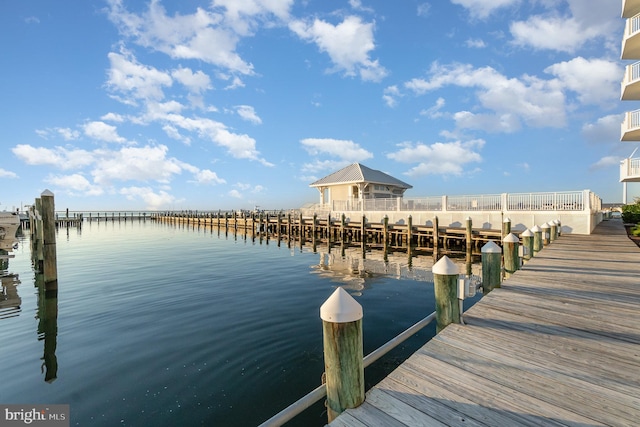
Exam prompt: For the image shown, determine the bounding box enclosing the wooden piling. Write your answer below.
[503,233,520,279]
[41,190,58,292]
[531,225,543,254]
[432,256,460,333]
[320,288,364,423]
[521,229,534,261]
[542,223,551,246]
[433,216,440,261]
[481,241,501,294]
[502,217,511,239]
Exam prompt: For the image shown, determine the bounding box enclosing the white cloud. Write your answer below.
[289,15,387,82]
[582,114,624,144]
[107,49,173,103]
[171,67,212,93]
[83,121,127,143]
[465,38,486,48]
[192,169,226,185]
[590,156,622,171]
[0,168,18,179]
[235,105,262,124]
[387,139,484,176]
[417,3,431,17]
[300,138,373,162]
[47,174,104,196]
[91,144,182,185]
[120,186,177,210]
[450,0,520,19]
[229,189,243,199]
[405,62,566,131]
[383,85,402,108]
[12,145,94,170]
[107,0,255,75]
[545,57,622,106]
[420,97,446,119]
[510,0,619,53]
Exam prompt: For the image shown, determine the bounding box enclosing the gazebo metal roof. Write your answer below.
[309,163,412,189]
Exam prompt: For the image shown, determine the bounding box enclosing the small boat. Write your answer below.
[0,211,20,251]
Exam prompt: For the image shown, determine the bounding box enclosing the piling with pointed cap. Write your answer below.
[502,217,511,239]
[549,221,557,242]
[531,225,543,253]
[554,219,562,237]
[503,233,520,278]
[521,229,534,262]
[541,223,551,246]
[320,287,364,423]
[481,241,502,294]
[432,256,460,333]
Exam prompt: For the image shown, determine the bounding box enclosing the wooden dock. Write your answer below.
[329,219,640,427]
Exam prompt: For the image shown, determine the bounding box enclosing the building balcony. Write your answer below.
[620,157,640,182]
[623,0,640,18]
[622,61,640,99]
[621,110,640,141]
[622,14,640,59]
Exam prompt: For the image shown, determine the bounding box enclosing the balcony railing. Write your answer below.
[621,109,640,140]
[622,14,640,59]
[620,157,640,182]
[622,62,640,99]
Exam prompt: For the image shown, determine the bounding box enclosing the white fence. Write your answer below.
[306,190,603,234]
[326,190,599,214]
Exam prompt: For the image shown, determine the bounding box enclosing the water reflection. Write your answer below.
[310,244,482,296]
[1,250,21,320]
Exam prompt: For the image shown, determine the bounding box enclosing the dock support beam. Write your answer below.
[320,288,364,423]
[481,241,502,294]
[432,256,460,333]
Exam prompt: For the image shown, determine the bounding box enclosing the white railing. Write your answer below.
[318,190,600,213]
[446,194,502,211]
[400,196,442,211]
[621,157,640,180]
[628,14,640,36]
[507,191,584,211]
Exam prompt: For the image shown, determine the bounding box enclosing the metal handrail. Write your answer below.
[258,311,437,427]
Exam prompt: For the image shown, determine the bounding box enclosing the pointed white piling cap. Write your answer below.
[41,189,54,197]
[541,222,550,229]
[432,255,458,275]
[481,241,501,253]
[521,229,533,237]
[503,233,519,243]
[320,287,363,323]
[503,217,511,223]
[531,225,542,232]
[553,219,561,225]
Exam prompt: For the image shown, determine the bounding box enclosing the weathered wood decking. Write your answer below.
[330,219,640,427]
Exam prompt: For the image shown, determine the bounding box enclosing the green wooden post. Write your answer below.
[521,229,533,262]
[502,217,511,239]
[541,223,551,246]
[407,215,413,253]
[360,215,366,257]
[549,221,557,242]
[320,288,364,423]
[555,219,562,237]
[383,215,389,256]
[465,216,473,255]
[531,225,543,254]
[432,256,460,333]
[503,233,520,278]
[41,190,58,292]
[433,216,440,261]
[481,241,501,294]
[341,214,346,243]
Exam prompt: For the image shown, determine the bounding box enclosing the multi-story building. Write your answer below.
[620,0,640,202]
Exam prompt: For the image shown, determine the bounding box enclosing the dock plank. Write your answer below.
[330,220,640,427]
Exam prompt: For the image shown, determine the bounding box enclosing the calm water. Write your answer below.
[0,220,480,426]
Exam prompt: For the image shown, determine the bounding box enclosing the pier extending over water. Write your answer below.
[329,219,640,426]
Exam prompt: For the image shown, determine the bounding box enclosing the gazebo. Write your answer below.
[309,163,412,208]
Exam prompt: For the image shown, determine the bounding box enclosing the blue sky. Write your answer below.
[1,0,634,211]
